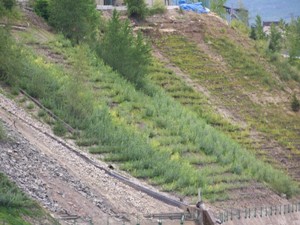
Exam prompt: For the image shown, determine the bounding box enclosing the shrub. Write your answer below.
[0,173,32,207]
[0,122,6,140]
[0,28,22,85]
[124,0,148,20]
[26,102,34,110]
[149,0,166,15]
[1,0,16,11]
[291,94,300,112]
[210,0,226,17]
[34,0,49,20]
[231,19,249,35]
[53,121,67,136]
[38,109,46,117]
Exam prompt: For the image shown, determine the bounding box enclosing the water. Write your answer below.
[224,0,300,24]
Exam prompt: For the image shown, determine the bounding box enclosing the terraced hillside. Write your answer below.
[144,11,300,207]
[1,4,299,219]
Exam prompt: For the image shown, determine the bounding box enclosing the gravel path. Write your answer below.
[0,91,181,225]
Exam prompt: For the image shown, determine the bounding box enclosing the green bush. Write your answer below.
[124,0,147,20]
[210,0,226,17]
[231,19,249,35]
[0,28,22,85]
[149,0,166,15]
[1,0,16,11]
[53,121,67,136]
[37,109,46,117]
[0,122,6,140]
[0,173,32,207]
[291,94,300,112]
[26,102,34,110]
[34,0,49,20]
[272,58,300,82]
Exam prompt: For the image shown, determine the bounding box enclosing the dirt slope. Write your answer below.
[0,90,182,225]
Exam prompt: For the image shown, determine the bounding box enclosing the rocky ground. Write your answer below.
[0,90,182,225]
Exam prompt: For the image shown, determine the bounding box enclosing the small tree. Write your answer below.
[34,0,50,21]
[249,25,256,40]
[1,0,16,11]
[210,0,226,17]
[286,18,300,61]
[98,10,151,87]
[0,0,16,16]
[49,0,99,44]
[291,94,300,112]
[125,0,148,20]
[254,15,265,40]
[268,23,281,52]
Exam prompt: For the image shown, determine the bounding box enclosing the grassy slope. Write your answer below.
[145,12,300,181]
[3,9,299,206]
[0,173,56,225]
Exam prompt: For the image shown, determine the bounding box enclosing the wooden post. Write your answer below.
[279,205,281,215]
[198,188,202,202]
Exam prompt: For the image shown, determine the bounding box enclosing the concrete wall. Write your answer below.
[95,0,123,6]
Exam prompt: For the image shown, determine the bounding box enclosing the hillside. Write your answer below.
[0,2,300,225]
[143,11,300,208]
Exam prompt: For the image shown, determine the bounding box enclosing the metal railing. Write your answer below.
[217,202,300,224]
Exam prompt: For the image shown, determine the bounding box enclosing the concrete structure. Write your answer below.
[95,0,171,6]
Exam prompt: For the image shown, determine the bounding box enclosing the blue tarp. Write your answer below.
[178,1,210,14]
